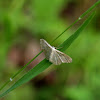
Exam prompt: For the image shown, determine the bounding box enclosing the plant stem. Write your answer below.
[0,50,43,91]
[0,0,100,91]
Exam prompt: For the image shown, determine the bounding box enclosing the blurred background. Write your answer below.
[0,0,100,100]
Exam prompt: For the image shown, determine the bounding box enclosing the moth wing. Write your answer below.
[40,39,52,60]
[56,50,72,63]
[49,50,62,65]
[40,39,72,65]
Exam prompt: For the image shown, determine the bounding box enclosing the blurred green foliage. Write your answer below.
[0,0,100,100]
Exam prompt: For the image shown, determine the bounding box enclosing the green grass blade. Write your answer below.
[0,1,99,91]
[59,12,95,52]
[52,0,100,43]
[80,0,100,18]
[0,12,95,98]
[0,51,43,91]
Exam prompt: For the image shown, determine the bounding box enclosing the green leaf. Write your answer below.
[0,12,95,98]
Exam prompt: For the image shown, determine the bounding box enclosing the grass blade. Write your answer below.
[59,12,95,52]
[0,12,95,98]
[80,0,100,18]
[0,51,43,91]
[0,1,99,91]
[52,0,100,43]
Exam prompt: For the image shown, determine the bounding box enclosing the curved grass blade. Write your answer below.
[0,51,43,91]
[52,0,100,43]
[59,12,95,52]
[0,12,95,98]
[0,1,99,91]
[80,0,100,18]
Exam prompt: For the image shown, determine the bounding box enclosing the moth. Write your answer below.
[40,39,72,65]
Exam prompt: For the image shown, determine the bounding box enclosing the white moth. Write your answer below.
[40,39,72,65]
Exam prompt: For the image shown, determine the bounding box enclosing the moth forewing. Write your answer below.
[40,39,52,60]
[40,39,52,49]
